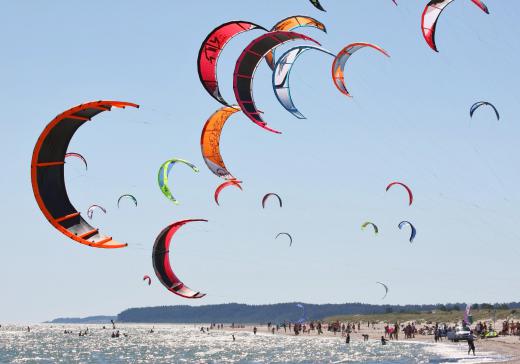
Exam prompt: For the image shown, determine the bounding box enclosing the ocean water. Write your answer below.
[0,324,507,363]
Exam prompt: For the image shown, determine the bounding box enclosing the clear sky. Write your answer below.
[1,0,519,323]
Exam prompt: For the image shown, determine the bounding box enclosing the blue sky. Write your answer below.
[1,0,519,323]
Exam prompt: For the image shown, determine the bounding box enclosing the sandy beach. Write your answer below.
[220,320,520,363]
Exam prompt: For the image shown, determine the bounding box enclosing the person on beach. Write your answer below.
[467,332,476,356]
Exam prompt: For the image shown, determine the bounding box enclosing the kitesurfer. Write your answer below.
[253,326,257,335]
[232,334,235,341]
[346,333,350,344]
[381,336,387,345]
[467,332,476,356]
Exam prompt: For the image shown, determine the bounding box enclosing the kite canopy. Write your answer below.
[262,193,282,208]
[214,180,242,206]
[276,232,293,246]
[31,100,138,249]
[332,42,390,97]
[421,0,489,52]
[398,221,417,243]
[200,105,241,180]
[377,281,389,299]
[386,181,413,206]
[143,275,151,285]
[309,0,326,11]
[273,45,335,119]
[266,16,327,70]
[198,21,266,106]
[470,101,499,120]
[65,152,87,170]
[158,159,199,205]
[361,221,379,234]
[87,205,106,220]
[152,219,208,299]
[117,194,137,208]
[233,31,320,134]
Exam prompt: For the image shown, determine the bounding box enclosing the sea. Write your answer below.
[0,324,508,363]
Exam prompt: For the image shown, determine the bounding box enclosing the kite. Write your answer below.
[214,180,242,206]
[309,0,326,11]
[398,221,416,243]
[233,31,320,134]
[64,152,87,170]
[117,194,137,208]
[470,101,499,120]
[273,45,334,118]
[421,0,489,52]
[31,100,138,249]
[266,16,327,70]
[386,181,413,206]
[143,275,151,286]
[332,42,390,97]
[152,219,208,299]
[158,159,199,205]
[361,222,379,235]
[198,21,267,106]
[276,232,293,246]
[262,193,282,208]
[200,105,241,180]
[377,281,389,299]
[87,205,106,220]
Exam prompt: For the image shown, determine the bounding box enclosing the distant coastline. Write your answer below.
[46,302,520,324]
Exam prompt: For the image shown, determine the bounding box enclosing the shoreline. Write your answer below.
[219,323,520,363]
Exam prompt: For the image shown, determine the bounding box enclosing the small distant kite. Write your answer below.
[398,221,416,243]
[143,275,151,286]
[361,222,379,235]
[158,159,199,205]
[262,193,283,208]
[65,152,88,170]
[377,281,389,299]
[386,182,413,206]
[117,194,137,208]
[214,180,242,206]
[276,232,293,246]
[309,0,326,11]
[87,205,106,220]
[470,101,499,120]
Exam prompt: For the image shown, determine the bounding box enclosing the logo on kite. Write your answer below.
[143,275,152,286]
